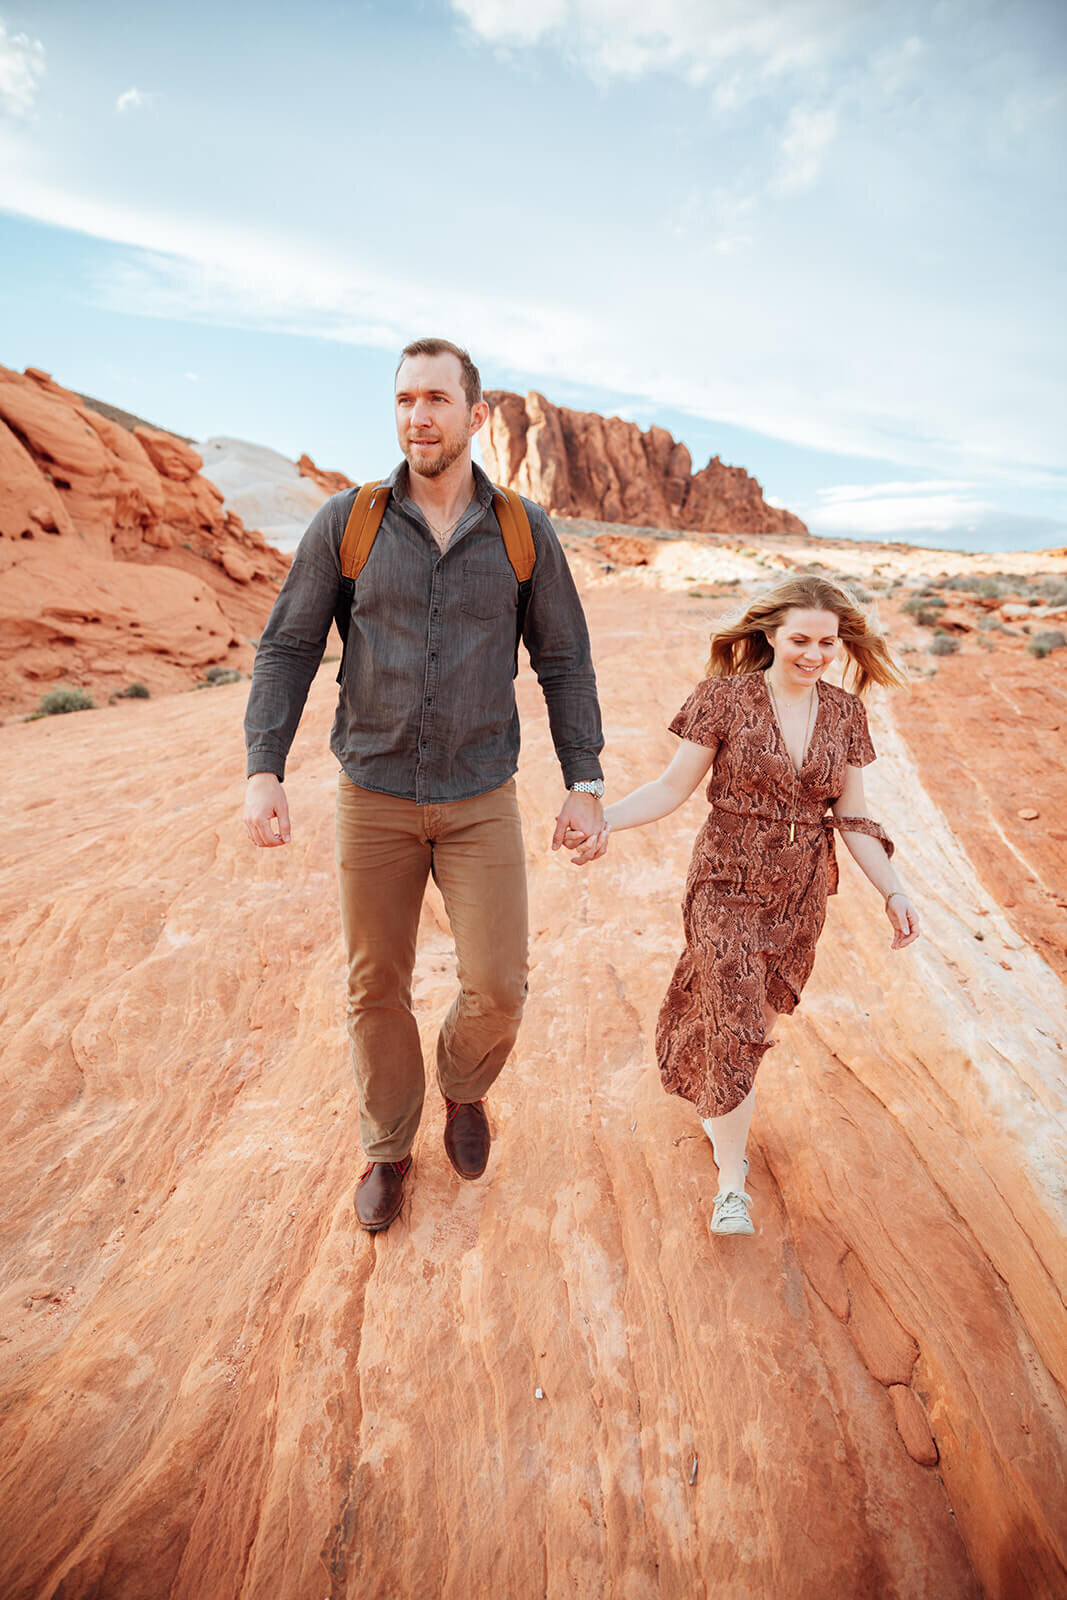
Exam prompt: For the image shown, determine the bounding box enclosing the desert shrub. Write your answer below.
[947,574,1013,599]
[34,687,96,716]
[1028,629,1066,657]
[204,665,243,684]
[1034,577,1067,605]
[928,633,960,656]
[901,594,945,618]
[119,682,150,699]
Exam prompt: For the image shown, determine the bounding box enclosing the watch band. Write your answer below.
[569,779,605,798]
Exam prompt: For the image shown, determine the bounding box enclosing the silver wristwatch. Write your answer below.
[569,779,605,798]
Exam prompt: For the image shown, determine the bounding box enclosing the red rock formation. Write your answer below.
[592,533,655,567]
[0,366,289,713]
[296,453,355,497]
[481,390,808,537]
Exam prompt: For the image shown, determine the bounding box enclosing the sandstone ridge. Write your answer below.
[481,389,807,536]
[0,365,289,712]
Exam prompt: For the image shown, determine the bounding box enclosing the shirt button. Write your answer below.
[425,696,432,704]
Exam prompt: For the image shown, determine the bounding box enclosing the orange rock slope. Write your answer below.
[0,567,1064,1599]
[0,365,289,713]
[481,389,808,537]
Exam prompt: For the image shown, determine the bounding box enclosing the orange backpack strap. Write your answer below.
[339,480,390,580]
[491,486,536,584]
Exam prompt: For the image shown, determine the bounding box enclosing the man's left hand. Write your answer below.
[552,790,604,853]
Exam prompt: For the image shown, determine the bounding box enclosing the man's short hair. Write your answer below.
[396,338,482,410]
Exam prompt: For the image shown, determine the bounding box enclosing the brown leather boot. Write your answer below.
[443,1099,490,1179]
[354,1156,413,1232]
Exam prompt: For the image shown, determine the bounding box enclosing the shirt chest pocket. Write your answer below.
[461,562,517,621]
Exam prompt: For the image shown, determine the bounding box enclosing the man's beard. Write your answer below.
[403,427,470,478]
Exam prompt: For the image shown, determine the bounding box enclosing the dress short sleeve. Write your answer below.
[668,676,731,747]
[846,695,877,767]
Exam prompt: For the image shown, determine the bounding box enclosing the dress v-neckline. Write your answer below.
[761,672,822,778]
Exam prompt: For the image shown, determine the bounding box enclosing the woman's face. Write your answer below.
[767,607,839,687]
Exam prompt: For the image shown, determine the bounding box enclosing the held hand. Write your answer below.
[552,790,604,852]
[244,773,291,848]
[567,821,610,866]
[886,893,919,949]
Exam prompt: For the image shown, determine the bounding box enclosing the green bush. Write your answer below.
[1028,629,1065,658]
[198,667,244,688]
[119,682,150,699]
[928,633,960,656]
[34,687,96,716]
[901,594,945,618]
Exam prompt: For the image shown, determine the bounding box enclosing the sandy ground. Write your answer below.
[1,557,1064,1599]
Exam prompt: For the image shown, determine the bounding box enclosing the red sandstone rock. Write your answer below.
[133,425,202,481]
[0,574,1063,1599]
[927,608,973,633]
[481,390,808,537]
[889,1386,940,1467]
[592,533,654,566]
[296,452,355,496]
[0,365,289,713]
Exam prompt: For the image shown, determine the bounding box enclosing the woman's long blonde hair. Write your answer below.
[706,574,907,696]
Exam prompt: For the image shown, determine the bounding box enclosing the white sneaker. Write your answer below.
[711,1190,754,1235]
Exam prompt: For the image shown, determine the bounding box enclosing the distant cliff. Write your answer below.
[480,390,807,537]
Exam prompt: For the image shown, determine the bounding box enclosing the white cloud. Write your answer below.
[116,87,150,113]
[804,482,1066,551]
[451,0,861,86]
[777,105,838,190]
[0,22,44,116]
[1,132,1062,494]
[808,482,991,535]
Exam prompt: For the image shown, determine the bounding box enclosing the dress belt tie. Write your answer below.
[710,802,895,895]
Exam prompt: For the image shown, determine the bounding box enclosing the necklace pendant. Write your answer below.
[789,821,796,843]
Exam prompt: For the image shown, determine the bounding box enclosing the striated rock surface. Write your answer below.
[0,366,289,713]
[481,390,808,537]
[0,563,1063,1599]
[198,438,336,555]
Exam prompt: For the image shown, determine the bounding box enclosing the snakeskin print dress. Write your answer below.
[656,670,894,1118]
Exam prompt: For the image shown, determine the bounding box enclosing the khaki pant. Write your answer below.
[335,775,529,1160]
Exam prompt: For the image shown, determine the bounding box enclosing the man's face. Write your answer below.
[395,352,476,479]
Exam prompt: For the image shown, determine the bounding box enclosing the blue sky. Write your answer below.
[1,0,1064,551]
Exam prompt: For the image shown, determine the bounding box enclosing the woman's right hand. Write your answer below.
[886,894,920,949]
[565,822,610,866]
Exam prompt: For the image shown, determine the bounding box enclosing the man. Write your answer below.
[243,338,605,1232]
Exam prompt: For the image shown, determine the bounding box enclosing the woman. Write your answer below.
[569,575,920,1236]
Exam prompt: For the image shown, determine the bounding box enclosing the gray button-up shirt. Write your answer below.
[244,462,604,803]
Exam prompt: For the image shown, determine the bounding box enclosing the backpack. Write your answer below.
[333,480,536,654]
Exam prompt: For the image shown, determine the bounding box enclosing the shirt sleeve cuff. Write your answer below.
[247,752,285,780]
